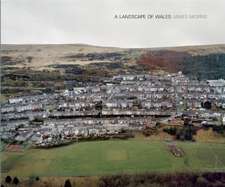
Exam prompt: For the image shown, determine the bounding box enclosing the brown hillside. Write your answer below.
[137,50,190,73]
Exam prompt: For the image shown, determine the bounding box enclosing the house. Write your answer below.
[9,97,23,104]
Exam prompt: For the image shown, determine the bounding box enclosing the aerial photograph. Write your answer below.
[1,0,225,187]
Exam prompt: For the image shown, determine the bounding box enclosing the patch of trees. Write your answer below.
[1,175,39,187]
[52,64,85,75]
[163,125,196,141]
[176,125,196,141]
[1,56,19,65]
[64,52,125,62]
[2,74,30,81]
[183,53,225,80]
[3,176,20,185]
[99,172,225,187]
[163,118,197,141]
[2,79,28,87]
[29,71,64,81]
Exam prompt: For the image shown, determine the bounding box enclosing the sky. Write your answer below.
[2,0,225,48]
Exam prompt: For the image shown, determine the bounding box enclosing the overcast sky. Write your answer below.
[2,0,225,48]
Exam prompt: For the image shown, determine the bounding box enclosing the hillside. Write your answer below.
[137,49,225,80]
[1,44,225,99]
[1,44,225,70]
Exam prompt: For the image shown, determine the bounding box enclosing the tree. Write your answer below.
[64,179,72,187]
[5,176,12,183]
[13,177,20,185]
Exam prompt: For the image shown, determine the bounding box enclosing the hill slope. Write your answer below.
[1,44,225,98]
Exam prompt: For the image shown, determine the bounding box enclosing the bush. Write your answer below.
[163,127,177,135]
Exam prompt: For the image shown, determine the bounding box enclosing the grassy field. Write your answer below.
[1,139,225,177]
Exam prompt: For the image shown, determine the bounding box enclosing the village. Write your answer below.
[1,72,225,148]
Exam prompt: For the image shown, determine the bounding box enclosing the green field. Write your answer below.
[1,139,225,177]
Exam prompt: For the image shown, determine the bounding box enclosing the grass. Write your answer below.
[1,139,225,177]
